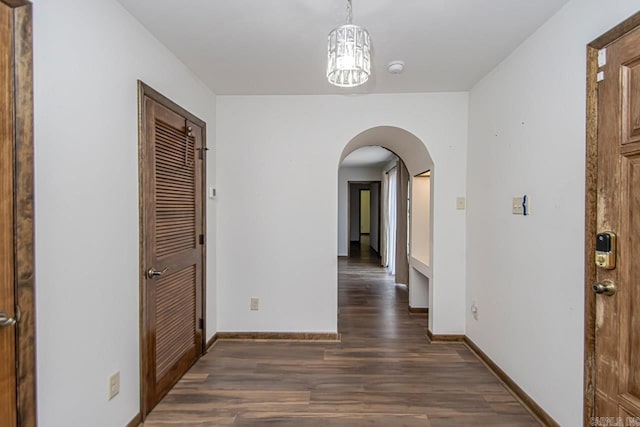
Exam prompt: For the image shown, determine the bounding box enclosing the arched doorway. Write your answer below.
[338,126,434,330]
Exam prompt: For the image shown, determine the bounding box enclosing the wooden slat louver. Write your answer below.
[155,265,196,380]
[155,119,196,258]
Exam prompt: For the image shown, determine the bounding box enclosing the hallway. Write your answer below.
[144,250,541,426]
[349,235,378,262]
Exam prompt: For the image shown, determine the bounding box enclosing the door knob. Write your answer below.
[593,280,616,296]
[147,266,168,279]
[0,306,20,327]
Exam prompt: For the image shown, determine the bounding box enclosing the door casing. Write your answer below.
[0,1,35,425]
[347,181,381,257]
[584,11,640,426]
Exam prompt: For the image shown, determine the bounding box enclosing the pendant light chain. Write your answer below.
[346,0,353,25]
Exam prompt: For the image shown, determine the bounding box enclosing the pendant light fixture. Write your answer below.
[326,0,371,87]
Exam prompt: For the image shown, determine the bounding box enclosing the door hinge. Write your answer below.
[199,147,210,160]
[597,48,607,68]
[199,234,205,245]
[198,318,204,330]
[597,71,605,82]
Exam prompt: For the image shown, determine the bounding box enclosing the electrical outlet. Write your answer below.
[108,371,120,400]
[250,298,259,311]
[456,197,466,210]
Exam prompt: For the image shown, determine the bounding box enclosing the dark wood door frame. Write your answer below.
[0,1,35,425]
[347,181,381,257]
[584,11,640,426]
[138,81,207,419]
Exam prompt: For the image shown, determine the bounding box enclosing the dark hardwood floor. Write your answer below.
[143,237,541,426]
[348,235,379,261]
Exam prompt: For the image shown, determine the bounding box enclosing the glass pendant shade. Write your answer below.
[327,24,371,87]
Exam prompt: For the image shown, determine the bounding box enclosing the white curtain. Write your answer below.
[380,171,388,266]
[386,167,398,275]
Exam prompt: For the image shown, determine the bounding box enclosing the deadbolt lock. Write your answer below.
[595,232,616,270]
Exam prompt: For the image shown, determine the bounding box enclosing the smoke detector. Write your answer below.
[387,60,405,74]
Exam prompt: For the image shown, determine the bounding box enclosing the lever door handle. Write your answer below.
[0,306,20,327]
[147,266,168,279]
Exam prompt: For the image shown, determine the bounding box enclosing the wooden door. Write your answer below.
[593,23,640,422]
[140,84,206,415]
[0,2,17,424]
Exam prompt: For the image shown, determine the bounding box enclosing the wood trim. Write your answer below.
[126,413,142,427]
[464,337,560,427]
[357,188,362,240]
[426,329,463,342]
[347,181,350,256]
[590,11,640,48]
[584,13,640,426]
[1,0,29,7]
[216,332,341,342]
[347,181,381,254]
[408,306,428,315]
[137,82,206,128]
[583,44,599,427]
[375,180,381,258]
[137,81,208,419]
[6,1,36,425]
[1,4,17,424]
[206,333,218,351]
[356,186,361,242]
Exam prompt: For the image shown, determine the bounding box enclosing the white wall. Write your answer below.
[33,0,217,425]
[411,175,431,265]
[216,93,468,334]
[409,267,429,309]
[466,0,639,425]
[409,175,432,312]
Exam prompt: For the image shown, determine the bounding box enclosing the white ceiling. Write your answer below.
[117,0,569,95]
[341,146,395,168]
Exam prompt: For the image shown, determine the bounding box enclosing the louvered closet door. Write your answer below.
[143,96,204,412]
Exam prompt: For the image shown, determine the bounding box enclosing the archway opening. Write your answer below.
[338,126,434,329]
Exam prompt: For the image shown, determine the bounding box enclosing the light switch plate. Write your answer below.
[108,371,120,400]
[456,197,466,210]
[512,197,524,215]
[512,196,531,215]
[250,298,259,311]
